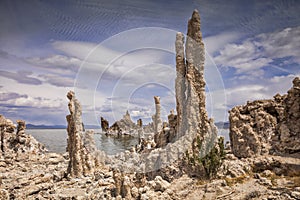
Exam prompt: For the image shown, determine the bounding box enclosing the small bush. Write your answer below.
[185,136,225,179]
[224,174,249,187]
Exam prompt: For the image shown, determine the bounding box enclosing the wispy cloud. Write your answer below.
[214,26,300,76]
[257,27,300,63]
[39,74,75,87]
[0,91,63,109]
[0,92,28,101]
[0,70,42,85]
[203,32,241,55]
[27,54,81,74]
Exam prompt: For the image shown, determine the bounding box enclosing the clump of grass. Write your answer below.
[286,176,300,188]
[224,174,249,187]
[196,179,207,185]
[293,176,300,187]
[269,174,279,186]
[265,171,300,188]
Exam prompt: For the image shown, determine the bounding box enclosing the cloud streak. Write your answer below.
[39,74,74,87]
[0,92,28,101]
[214,26,300,76]
[0,70,42,85]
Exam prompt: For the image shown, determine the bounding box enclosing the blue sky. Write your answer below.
[0,0,299,126]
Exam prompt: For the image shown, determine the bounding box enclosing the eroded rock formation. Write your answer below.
[0,115,46,157]
[0,116,15,154]
[276,77,300,153]
[107,110,138,135]
[229,77,300,158]
[152,96,162,134]
[66,91,98,177]
[154,110,177,148]
[66,91,85,177]
[110,10,222,178]
[153,96,166,148]
[137,119,143,128]
[100,117,109,133]
[16,120,27,144]
[168,110,177,143]
[175,10,219,170]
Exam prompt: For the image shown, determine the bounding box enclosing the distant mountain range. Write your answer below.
[27,124,101,129]
[27,124,66,129]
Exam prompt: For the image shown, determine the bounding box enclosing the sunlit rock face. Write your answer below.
[229,98,283,158]
[229,77,300,158]
[66,91,98,177]
[0,115,46,159]
[66,91,85,177]
[175,10,218,158]
[152,96,166,148]
[167,110,177,143]
[152,96,162,135]
[0,115,15,155]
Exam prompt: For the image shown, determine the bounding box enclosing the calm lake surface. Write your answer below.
[27,129,139,155]
[27,128,229,154]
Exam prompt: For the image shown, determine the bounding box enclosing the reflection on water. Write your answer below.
[27,129,139,155]
[27,129,67,153]
[94,133,139,155]
[27,128,229,154]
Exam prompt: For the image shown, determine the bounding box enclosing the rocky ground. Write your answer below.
[0,150,299,199]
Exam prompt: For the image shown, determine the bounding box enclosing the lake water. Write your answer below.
[27,128,229,154]
[27,129,139,155]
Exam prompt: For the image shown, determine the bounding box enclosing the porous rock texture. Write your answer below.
[152,96,162,134]
[126,9,222,178]
[276,77,300,153]
[130,9,222,177]
[153,96,167,148]
[229,98,283,158]
[137,118,143,128]
[100,116,109,132]
[167,110,177,143]
[66,91,101,177]
[175,10,219,174]
[153,109,177,149]
[0,115,15,155]
[108,110,138,135]
[229,77,300,158]
[0,115,46,158]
